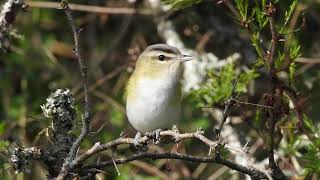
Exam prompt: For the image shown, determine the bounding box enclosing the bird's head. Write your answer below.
[134,44,192,79]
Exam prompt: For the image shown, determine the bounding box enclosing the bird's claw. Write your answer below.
[146,129,161,144]
[131,132,147,152]
[133,132,142,147]
[154,129,161,144]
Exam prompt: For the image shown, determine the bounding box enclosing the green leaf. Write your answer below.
[303,115,316,133]
[289,62,296,84]
[280,0,298,33]
[254,4,268,29]
[302,141,320,175]
[235,0,249,20]
[251,32,264,59]
[275,52,285,69]
[290,45,302,60]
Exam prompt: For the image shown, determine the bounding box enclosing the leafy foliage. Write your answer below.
[192,63,258,107]
[301,116,320,175]
[303,140,320,175]
[280,0,298,33]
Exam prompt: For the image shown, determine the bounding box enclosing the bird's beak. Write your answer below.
[177,54,193,62]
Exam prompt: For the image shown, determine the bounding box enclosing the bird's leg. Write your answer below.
[145,129,162,144]
[131,132,148,152]
[133,132,141,147]
[154,129,161,144]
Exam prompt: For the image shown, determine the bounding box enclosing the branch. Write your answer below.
[26,1,151,15]
[218,0,241,18]
[82,152,268,179]
[75,129,218,164]
[54,129,274,179]
[266,16,278,171]
[265,4,286,179]
[216,79,237,136]
[57,0,91,179]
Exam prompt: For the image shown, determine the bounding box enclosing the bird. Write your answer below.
[126,44,192,144]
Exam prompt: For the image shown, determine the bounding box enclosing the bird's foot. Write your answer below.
[133,132,142,147]
[155,129,161,144]
[132,132,147,152]
[146,129,161,144]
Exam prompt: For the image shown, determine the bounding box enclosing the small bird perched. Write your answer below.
[126,44,192,143]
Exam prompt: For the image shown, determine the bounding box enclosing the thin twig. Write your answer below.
[281,3,304,71]
[201,100,273,109]
[26,1,151,15]
[231,99,274,109]
[220,0,241,18]
[57,1,91,179]
[112,151,120,176]
[216,79,238,137]
[268,17,277,74]
[295,57,320,64]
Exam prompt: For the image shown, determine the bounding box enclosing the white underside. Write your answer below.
[126,74,181,133]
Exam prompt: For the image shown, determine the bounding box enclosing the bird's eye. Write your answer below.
[158,55,165,61]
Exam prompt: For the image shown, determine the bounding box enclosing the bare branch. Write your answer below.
[268,16,277,74]
[57,0,91,179]
[26,1,151,15]
[81,152,269,179]
[75,129,219,164]
[266,16,278,172]
[264,4,286,178]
